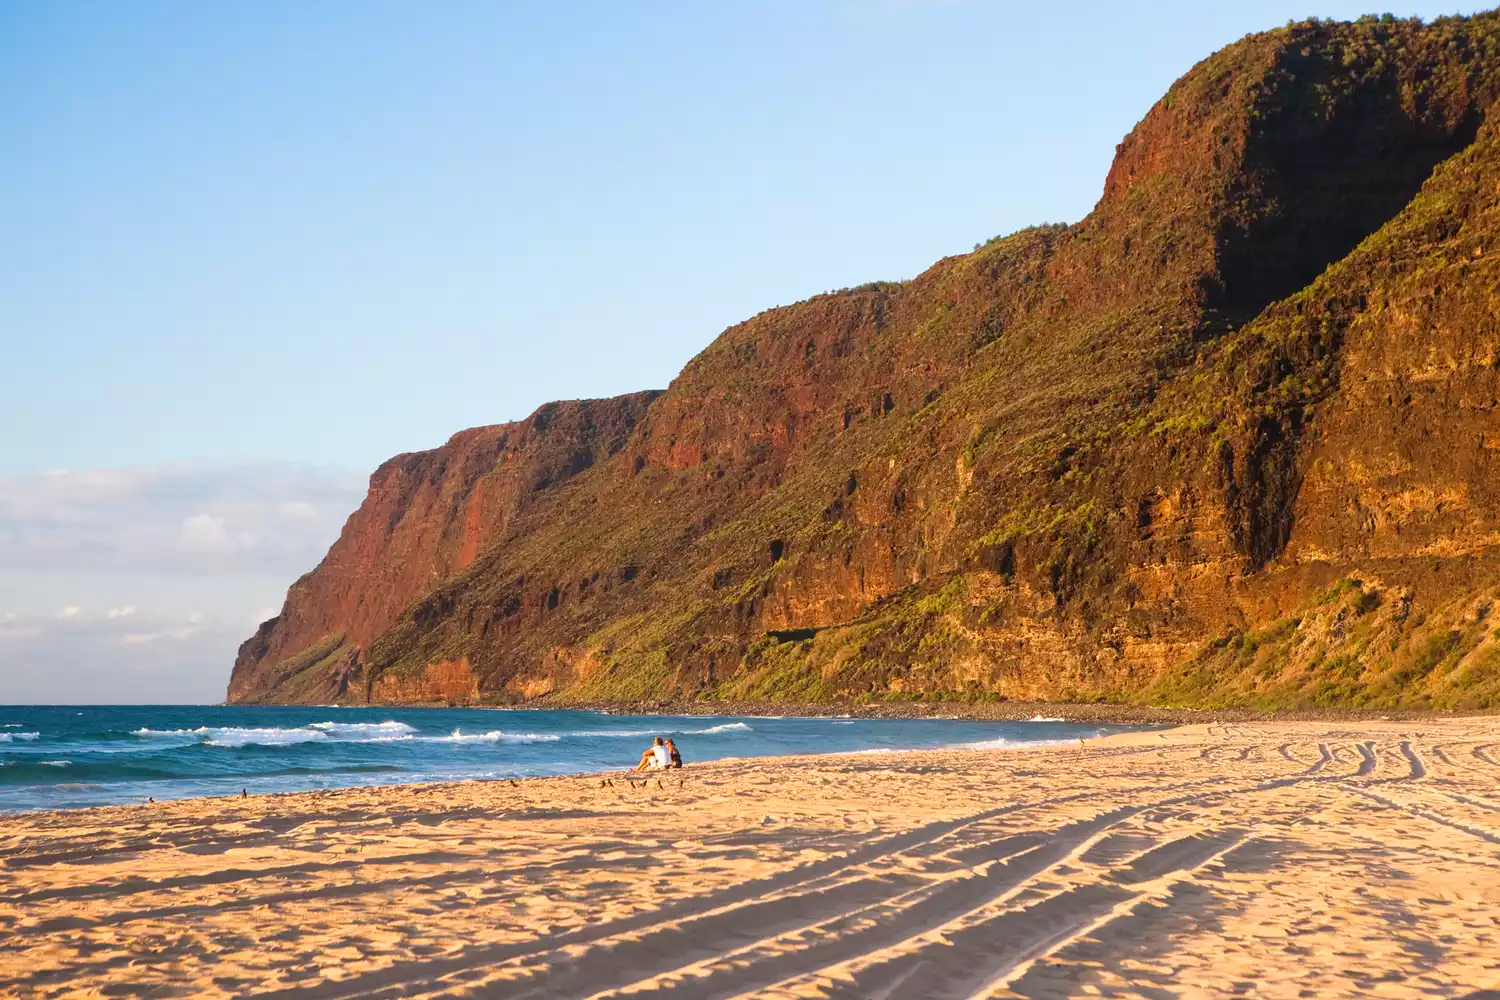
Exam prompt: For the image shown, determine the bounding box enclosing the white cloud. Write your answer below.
[278,501,318,520]
[178,512,257,555]
[0,460,364,577]
[119,618,203,646]
[0,460,365,703]
[0,607,239,703]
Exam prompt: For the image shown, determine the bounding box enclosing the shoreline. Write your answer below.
[1,732,1118,821]
[390,697,1486,726]
[10,700,1491,817]
[0,714,1154,818]
[5,717,1497,997]
[214,695,1500,725]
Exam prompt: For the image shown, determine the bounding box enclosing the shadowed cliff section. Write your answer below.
[232,14,1500,710]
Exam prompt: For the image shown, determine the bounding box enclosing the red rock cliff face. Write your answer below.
[232,15,1500,710]
[227,393,659,703]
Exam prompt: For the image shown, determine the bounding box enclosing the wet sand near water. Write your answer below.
[2,718,1499,998]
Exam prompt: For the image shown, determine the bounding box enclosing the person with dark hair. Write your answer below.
[665,738,683,769]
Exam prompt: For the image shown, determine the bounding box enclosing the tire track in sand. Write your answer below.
[247,775,1245,1000]
[552,778,1315,1000]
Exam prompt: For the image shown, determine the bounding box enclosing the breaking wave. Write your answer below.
[567,721,754,738]
[133,721,421,747]
[424,729,560,745]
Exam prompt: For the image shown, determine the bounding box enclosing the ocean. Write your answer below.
[0,705,1148,812]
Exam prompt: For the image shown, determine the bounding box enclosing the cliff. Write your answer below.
[227,393,659,703]
[232,14,1500,711]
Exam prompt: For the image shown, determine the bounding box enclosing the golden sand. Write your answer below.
[2,718,1499,998]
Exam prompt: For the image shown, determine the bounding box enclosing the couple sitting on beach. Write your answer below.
[637,736,683,770]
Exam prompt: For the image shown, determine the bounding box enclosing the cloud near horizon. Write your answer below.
[0,462,366,703]
[0,461,365,577]
[0,605,241,703]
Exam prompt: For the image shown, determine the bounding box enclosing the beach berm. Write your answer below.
[2,718,1498,997]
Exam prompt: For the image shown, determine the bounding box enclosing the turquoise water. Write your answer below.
[0,705,1147,812]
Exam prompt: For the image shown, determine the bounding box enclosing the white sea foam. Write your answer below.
[133,726,329,747]
[949,736,1072,750]
[133,721,420,747]
[424,729,560,745]
[308,721,418,740]
[39,760,70,767]
[203,727,332,747]
[1027,715,1067,723]
[0,732,39,742]
[569,721,753,738]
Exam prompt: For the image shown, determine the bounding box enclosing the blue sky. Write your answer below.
[0,0,1487,701]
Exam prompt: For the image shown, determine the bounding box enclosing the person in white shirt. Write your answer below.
[637,736,670,770]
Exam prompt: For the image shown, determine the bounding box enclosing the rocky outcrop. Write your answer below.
[231,14,1500,711]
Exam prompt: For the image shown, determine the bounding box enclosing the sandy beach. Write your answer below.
[2,719,1499,999]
